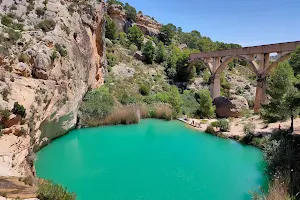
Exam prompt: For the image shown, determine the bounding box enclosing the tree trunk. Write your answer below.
[290,114,294,133]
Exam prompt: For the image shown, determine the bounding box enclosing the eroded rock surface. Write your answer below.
[213,95,249,118]
[0,0,106,177]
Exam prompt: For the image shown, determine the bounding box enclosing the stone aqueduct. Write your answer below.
[189,41,300,112]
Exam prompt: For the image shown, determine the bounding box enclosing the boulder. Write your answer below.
[1,125,29,137]
[213,95,249,118]
[134,51,145,61]
[34,53,50,80]
[13,62,31,77]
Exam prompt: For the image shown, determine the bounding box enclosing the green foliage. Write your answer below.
[261,62,299,124]
[129,44,138,55]
[243,122,256,135]
[118,32,128,47]
[124,2,137,21]
[155,41,167,63]
[203,68,210,84]
[12,102,26,118]
[139,84,150,96]
[214,119,230,132]
[107,52,118,68]
[50,51,58,63]
[155,86,183,115]
[127,25,143,49]
[176,49,196,82]
[55,44,68,57]
[1,15,24,30]
[205,124,216,134]
[105,15,117,41]
[106,0,124,6]
[0,109,10,121]
[19,53,29,63]
[142,41,155,64]
[35,7,45,17]
[289,46,300,76]
[79,86,115,120]
[195,89,215,118]
[38,180,76,200]
[35,19,56,32]
[220,73,231,97]
[181,90,199,117]
[263,132,300,197]
[159,23,176,45]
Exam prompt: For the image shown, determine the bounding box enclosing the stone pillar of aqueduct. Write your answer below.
[190,41,300,113]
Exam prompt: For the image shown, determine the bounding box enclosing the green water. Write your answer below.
[35,119,267,200]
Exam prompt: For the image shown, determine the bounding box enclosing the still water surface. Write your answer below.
[35,119,267,200]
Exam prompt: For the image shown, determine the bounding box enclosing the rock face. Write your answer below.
[107,4,162,36]
[213,96,249,118]
[0,0,106,176]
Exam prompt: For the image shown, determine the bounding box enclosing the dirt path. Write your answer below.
[179,116,300,137]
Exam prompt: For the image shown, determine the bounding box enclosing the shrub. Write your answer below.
[155,41,167,63]
[139,84,150,96]
[142,41,155,64]
[195,89,215,118]
[12,102,26,118]
[127,25,143,49]
[79,86,115,126]
[0,109,11,120]
[55,44,67,57]
[205,124,216,134]
[38,180,76,200]
[35,7,45,17]
[19,53,29,63]
[105,15,117,41]
[215,119,230,132]
[35,19,56,32]
[1,15,13,27]
[124,2,137,21]
[129,44,138,55]
[102,105,140,125]
[118,32,128,47]
[107,52,118,68]
[243,122,256,135]
[50,51,58,63]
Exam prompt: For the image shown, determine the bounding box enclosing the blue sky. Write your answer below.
[122,0,300,47]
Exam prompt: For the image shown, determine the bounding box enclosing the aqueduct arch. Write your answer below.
[190,41,300,112]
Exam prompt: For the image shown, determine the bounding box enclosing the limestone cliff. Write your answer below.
[107,4,162,36]
[0,0,106,176]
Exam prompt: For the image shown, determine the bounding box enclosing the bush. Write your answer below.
[155,41,167,63]
[102,105,140,125]
[107,52,118,68]
[105,15,117,41]
[79,86,115,126]
[127,25,143,49]
[0,109,11,121]
[129,44,138,55]
[243,122,256,135]
[1,15,13,27]
[195,89,215,118]
[38,180,76,200]
[19,53,29,63]
[12,102,26,118]
[35,7,45,17]
[142,41,155,64]
[205,124,216,134]
[118,32,128,47]
[124,3,137,21]
[35,19,56,32]
[55,44,67,57]
[216,119,230,132]
[139,84,150,96]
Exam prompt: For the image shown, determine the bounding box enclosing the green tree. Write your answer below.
[106,0,124,6]
[159,23,176,45]
[176,49,196,82]
[127,25,143,49]
[105,15,117,41]
[155,41,167,63]
[118,32,128,47]
[124,3,137,21]
[261,61,300,131]
[289,46,300,77]
[195,89,215,118]
[142,41,155,64]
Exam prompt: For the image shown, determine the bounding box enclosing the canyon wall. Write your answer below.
[0,0,106,176]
